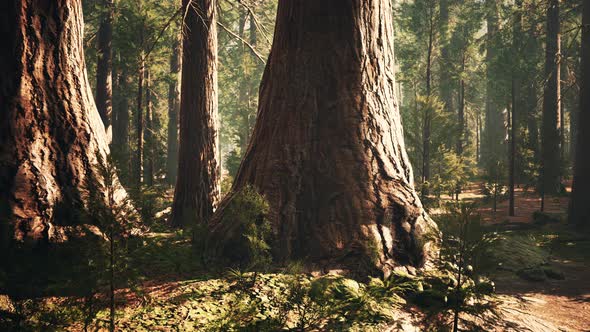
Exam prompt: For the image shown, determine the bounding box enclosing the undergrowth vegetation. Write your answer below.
[1,183,587,331]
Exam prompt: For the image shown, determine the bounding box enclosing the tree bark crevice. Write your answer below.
[209,0,437,276]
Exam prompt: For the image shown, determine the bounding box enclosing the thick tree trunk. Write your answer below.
[167,38,181,186]
[209,0,438,275]
[569,0,589,229]
[143,68,154,186]
[96,0,113,131]
[170,0,220,228]
[0,0,126,245]
[541,0,561,195]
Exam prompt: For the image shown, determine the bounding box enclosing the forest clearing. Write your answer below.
[1,0,589,331]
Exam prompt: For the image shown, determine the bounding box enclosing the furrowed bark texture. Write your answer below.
[541,0,562,195]
[210,0,438,275]
[570,0,590,229]
[170,0,220,227]
[0,0,125,245]
[95,0,113,130]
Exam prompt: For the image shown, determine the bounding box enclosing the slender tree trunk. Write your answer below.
[167,37,181,186]
[0,0,126,244]
[439,0,453,115]
[209,0,438,275]
[237,9,250,153]
[569,0,589,229]
[422,4,435,197]
[476,113,481,163]
[541,0,561,195]
[170,0,220,228]
[483,0,503,178]
[456,54,465,155]
[96,0,113,132]
[113,67,131,181]
[135,44,145,187]
[509,80,516,216]
[143,68,154,186]
[524,14,541,162]
[509,0,522,217]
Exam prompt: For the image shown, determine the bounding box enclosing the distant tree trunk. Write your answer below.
[143,68,154,186]
[541,0,561,195]
[135,41,145,187]
[456,54,466,155]
[237,9,250,153]
[569,0,589,229]
[483,0,503,178]
[422,1,435,197]
[0,0,126,245]
[167,37,181,186]
[170,0,220,228]
[113,68,131,182]
[509,81,516,216]
[509,0,522,217]
[209,0,438,275]
[524,13,541,162]
[439,0,453,115]
[96,0,114,131]
[476,112,481,163]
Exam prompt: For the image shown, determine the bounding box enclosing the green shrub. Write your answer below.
[216,185,272,269]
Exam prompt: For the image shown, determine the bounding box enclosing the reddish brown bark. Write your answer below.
[170,0,220,227]
[96,0,113,130]
[569,0,590,229]
[210,0,437,275]
[0,0,126,245]
[541,0,562,195]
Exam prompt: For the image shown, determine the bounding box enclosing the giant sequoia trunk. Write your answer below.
[95,0,113,130]
[170,0,220,227]
[569,1,589,229]
[541,0,561,195]
[0,0,125,245]
[209,0,437,275]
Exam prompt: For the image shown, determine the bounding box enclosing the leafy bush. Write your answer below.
[422,202,500,330]
[214,185,272,269]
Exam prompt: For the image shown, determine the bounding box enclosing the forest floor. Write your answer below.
[2,182,589,331]
[434,182,590,331]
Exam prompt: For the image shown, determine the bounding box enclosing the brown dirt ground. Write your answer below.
[447,182,590,332]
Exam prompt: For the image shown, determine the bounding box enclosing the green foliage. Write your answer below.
[479,233,548,273]
[216,186,272,269]
[421,202,500,330]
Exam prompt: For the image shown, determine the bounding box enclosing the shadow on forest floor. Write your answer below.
[431,181,590,331]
